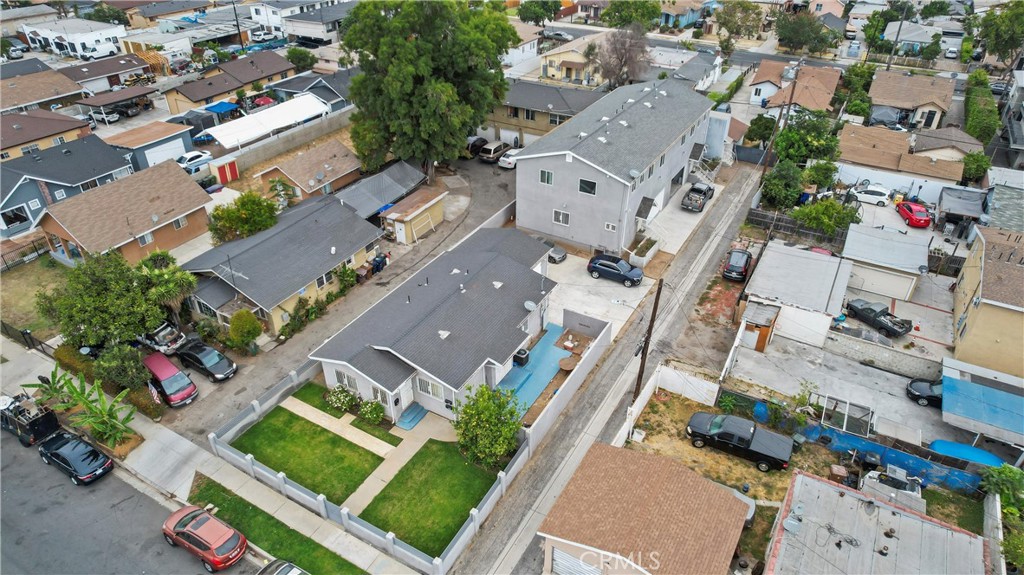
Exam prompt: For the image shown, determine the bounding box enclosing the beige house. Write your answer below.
[482,79,605,147]
[380,187,448,245]
[536,31,610,88]
[0,70,84,115]
[1,110,91,161]
[869,71,955,130]
[912,127,984,162]
[538,443,748,575]
[952,227,1024,378]
[255,139,361,201]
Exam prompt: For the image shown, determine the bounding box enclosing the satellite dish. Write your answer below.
[315,171,325,181]
[0,396,13,410]
[524,300,537,311]
[151,214,159,223]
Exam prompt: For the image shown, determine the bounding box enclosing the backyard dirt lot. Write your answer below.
[0,258,67,340]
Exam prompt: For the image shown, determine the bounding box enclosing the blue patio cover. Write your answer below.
[206,101,238,114]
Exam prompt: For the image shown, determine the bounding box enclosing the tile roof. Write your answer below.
[913,127,984,155]
[0,69,83,112]
[0,59,53,80]
[43,161,209,253]
[257,139,360,194]
[102,121,191,149]
[183,194,383,310]
[516,76,713,182]
[539,443,748,575]
[310,228,552,391]
[503,80,606,115]
[751,59,789,87]
[869,70,955,112]
[978,227,1024,308]
[1,135,131,203]
[215,51,295,85]
[839,124,966,182]
[766,66,842,111]
[58,54,148,83]
[1,109,88,149]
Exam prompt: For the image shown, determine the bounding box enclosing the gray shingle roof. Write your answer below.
[0,59,52,80]
[336,161,425,218]
[503,80,606,115]
[310,228,553,391]
[194,275,237,309]
[136,0,209,18]
[182,195,383,310]
[517,77,713,182]
[819,13,847,31]
[1,135,131,203]
[842,224,929,274]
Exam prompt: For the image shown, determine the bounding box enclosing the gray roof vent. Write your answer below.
[643,102,653,108]
[438,330,450,340]
[62,149,71,155]
[618,120,629,127]
[597,136,607,144]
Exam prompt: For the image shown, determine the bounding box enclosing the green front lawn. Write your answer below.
[351,417,402,447]
[359,440,496,557]
[232,407,382,504]
[190,474,364,575]
[292,381,402,446]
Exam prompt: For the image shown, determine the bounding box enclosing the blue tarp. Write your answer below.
[929,440,1005,468]
[206,101,238,114]
[942,375,1024,440]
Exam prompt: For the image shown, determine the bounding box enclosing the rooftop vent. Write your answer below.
[597,136,607,144]
[659,90,667,96]
[12,124,21,130]
[600,116,610,121]
[618,120,629,127]
[62,149,71,155]
[438,330,450,340]
[492,281,503,290]
[450,268,461,275]
[626,98,635,103]
[577,132,588,139]
[643,102,652,108]
[642,87,651,92]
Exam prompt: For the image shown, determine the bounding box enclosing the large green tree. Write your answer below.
[140,263,197,327]
[862,9,902,51]
[979,0,1024,70]
[453,384,521,468]
[762,160,804,209]
[746,114,776,146]
[791,198,861,234]
[84,4,128,25]
[774,111,840,165]
[342,1,517,180]
[286,47,317,72]
[920,1,950,18]
[36,254,164,348]
[601,0,660,29]
[776,12,835,53]
[961,151,991,183]
[843,62,876,93]
[518,0,560,26]
[715,0,762,39]
[209,191,279,244]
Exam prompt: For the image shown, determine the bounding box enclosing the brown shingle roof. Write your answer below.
[102,121,191,149]
[44,161,209,253]
[869,70,955,111]
[839,124,963,180]
[257,139,360,194]
[216,51,295,85]
[751,60,788,87]
[729,117,749,141]
[898,153,964,181]
[0,70,83,112]
[509,19,542,47]
[173,73,243,103]
[538,443,748,574]
[913,127,984,155]
[766,66,842,111]
[1,109,87,149]
[58,54,148,83]
[979,227,1024,308]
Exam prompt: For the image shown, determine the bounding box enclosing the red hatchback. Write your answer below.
[896,202,931,228]
[163,506,248,572]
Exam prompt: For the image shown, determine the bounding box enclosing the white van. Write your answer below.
[82,43,119,61]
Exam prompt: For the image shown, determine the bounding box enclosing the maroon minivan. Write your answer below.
[143,352,198,407]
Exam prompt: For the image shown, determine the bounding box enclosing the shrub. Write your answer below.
[195,318,224,342]
[94,344,150,390]
[359,401,385,426]
[326,387,360,412]
[125,387,167,420]
[791,198,862,235]
[761,160,804,209]
[54,344,95,382]
[692,28,704,39]
[961,151,991,183]
[453,385,522,468]
[228,309,262,349]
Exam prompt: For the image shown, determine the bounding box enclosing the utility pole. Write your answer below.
[632,278,663,402]
[232,1,245,49]
[885,3,910,71]
[759,61,801,184]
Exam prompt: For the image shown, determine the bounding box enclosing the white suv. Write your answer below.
[849,184,890,207]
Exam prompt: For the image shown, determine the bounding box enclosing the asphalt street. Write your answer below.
[0,432,257,575]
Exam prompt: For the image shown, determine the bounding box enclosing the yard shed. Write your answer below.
[940,357,1024,465]
[102,121,194,171]
[741,242,852,348]
[937,186,991,239]
[336,160,426,221]
[380,187,448,245]
[842,224,929,301]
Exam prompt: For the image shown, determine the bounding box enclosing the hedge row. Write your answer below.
[53,344,166,419]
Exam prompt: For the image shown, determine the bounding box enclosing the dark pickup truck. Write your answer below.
[1,393,60,447]
[846,298,913,337]
[686,412,792,472]
[681,182,715,212]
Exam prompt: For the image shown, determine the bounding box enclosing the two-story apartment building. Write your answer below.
[952,227,1024,378]
[248,0,333,36]
[22,18,126,57]
[536,32,610,88]
[282,1,358,44]
[1,110,91,161]
[480,80,606,148]
[1,135,133,239]
[514,76,714,253]
[504,19,542,68]
[165,51,295,114]
[1002,61,1024,170]
[125,0,210,29]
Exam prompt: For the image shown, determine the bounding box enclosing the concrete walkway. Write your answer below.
[279,396,396,457]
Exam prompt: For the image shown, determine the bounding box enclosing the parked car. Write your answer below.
[846,298,913,337]
[971,47,985,61]
[497,148,523,169]
[587,254,643,287]
[163,506,248,573]
[478,141,512,163]
[906,378,942,407]
[0,392,60,447]
[465,136,487,158]
[844,27,857,40]
[848,184,890,207]
[38,431,113,486]
[887,124,909,132]
[111,102,141,117]
[81,42,119,60]
[4,37,29,53]
[990,81,1009,96]
[686,412,793,472]
[143,352,199,407]
[849,40,861,51]
[944,48,959,59]
[251,30,277,42]
[73,113,97,129]
[179,340,237,382]
[541,29,573,42]
[681,182,715,212]
[89,110,120,123]
[193,133,216,146]
[896,201,931,228]
[721,248,752,282]
[5,46,23,59]
[536,236,567,264]
[257,560,310,575]
[176,150,213,170]
[138,321,187,355]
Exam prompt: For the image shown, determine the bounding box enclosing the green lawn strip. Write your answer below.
[232,407,383,503]
[359,439,496,557]
[190,474,364,575]
[292,381,346,418]
[350,417,402,447]
[921,488,985,535]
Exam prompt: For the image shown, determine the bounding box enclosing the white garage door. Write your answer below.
[144,139,186,167]
[499,128,520,147]
[552,548,601,575]
[849,264,916,301]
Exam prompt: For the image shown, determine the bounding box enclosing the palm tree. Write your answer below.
[142,266,197,327]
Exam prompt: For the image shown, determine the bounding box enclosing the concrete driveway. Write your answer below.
[646,183,726,254]
[846,273,955,361]
[854,202,961,255]
[544,254,652,341]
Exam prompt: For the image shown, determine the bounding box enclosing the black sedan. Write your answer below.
[39,431,113,486]
[906,378,942,407]
[178,340,237,382]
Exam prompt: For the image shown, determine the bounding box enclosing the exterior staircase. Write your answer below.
[396,402,428,430]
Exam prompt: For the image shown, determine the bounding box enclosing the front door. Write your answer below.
[924,110,937,128]
[399,383,414,411]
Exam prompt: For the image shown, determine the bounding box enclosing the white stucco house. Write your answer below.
[504,19,542,67]
[22,18,126,58]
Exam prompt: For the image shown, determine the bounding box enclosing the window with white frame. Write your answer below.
[52,136,65,145]
[372,386,387,405]
[416,376,443,399]
[754,87,761,97]
[605,222,617,232]
[647,165,654,178]
[336,370,358,391]
[254,307,268,320]
[28,199,40,210]
[578,178,596,195]
[172,216,187,230]
[138,232,154,246]
[195,298,216,318]
[540,169,553,185]
[553,209,569,226]
[20,144,39,155]
[54,189,66,200]
[316,270,334,289]
[549,113,568,126]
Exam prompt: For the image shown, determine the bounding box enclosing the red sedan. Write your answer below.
[896,202,931,228]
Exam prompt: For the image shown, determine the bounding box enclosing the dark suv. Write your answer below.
[587,254,644,287]
[722,249,752,281]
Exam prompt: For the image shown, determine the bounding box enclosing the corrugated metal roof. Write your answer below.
[336,161,425,218]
